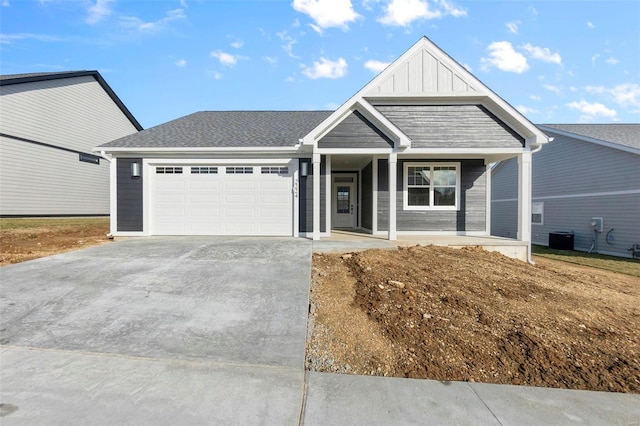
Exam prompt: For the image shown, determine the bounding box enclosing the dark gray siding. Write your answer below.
[374,105,524,148]
[299,157,326,233]
[377,159,389,230]
[491,133,640,257]
[318,110,394,149]
[377,159,486,232]
[361,162,373,230]
[117,158,143,232]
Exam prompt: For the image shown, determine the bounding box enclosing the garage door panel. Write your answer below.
[152,164,292,236]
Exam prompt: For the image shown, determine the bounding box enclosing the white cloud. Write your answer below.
[206,70,223,80]
[175,59,186,67]
[276,30,299,59]
[378,0,441,26]
[86,0,113,25]
[515,105,539,115]
[530,95,541,101]
[506,20,520,34]
[591,54,600,66]
[264,56,278,64]
[292,0,360,31]
[437,0,467,17]
[480,41,529,73]
[0,33,63,44]
[587,21,594,29]
[543,84,561,93]
[610,83,640,108]
[302,57,348,79]
[522,43,562,64]
[462,63,472,72]
[210,50,242,67]
[230,40,244,48]
[567,100,616,119]
[606,57,619,65]
[364,59,390,73]
[120,8,185,32]
[2,0,10,6]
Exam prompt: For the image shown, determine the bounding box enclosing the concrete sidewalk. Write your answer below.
[1,237,638,425]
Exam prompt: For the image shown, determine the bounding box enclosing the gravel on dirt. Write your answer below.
[306,245,640,393]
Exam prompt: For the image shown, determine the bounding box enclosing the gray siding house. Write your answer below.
[492,124,640,258]
[98,37,549,260]
[0,71,142,216]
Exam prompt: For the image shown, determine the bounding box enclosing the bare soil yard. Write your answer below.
[306,246,640,393]
[0,218,111,266]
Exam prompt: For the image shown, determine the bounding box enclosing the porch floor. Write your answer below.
[313,230,529,261]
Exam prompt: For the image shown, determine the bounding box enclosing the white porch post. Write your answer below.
[325,155,331,236]
[109,156,117,235]
[388,153,397,240]
[517,151,532,243]
[312,153,321,241]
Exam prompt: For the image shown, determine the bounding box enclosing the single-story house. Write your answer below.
[97,37,549,260]
[0,70,142,216]
[492,124,640,258]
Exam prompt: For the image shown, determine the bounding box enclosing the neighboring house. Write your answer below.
[0,70,142,216]
[492,124,640,258]
[98,37,549,261]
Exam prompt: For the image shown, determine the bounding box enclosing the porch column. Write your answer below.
[312,153,321,241]
[517,151,532,243]
[388,153,397,240]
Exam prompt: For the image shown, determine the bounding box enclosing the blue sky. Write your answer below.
[2,0,639,129]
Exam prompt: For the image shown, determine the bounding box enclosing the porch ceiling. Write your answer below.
[330,154,373,171]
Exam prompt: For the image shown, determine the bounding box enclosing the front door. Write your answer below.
[332,175,357,228]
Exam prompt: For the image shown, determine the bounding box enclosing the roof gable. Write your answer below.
[303,36,549,149]
[366,42,480,96]
[539,124,640,153]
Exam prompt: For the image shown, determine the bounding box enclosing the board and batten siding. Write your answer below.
[318,110,394,149]
[374,105,524,149]
[0,75,139,215]
[491,132,640,257]
[116,158,143,232]
[377,159,487,232]
[299,157,327,233]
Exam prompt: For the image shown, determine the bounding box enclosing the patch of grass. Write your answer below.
[0,217,109,231]
[532,245,640,278]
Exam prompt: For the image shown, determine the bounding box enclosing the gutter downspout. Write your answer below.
[526,138,551,265]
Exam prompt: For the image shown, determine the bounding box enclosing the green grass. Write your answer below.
[532,245,640,278]
[0,217,109,231]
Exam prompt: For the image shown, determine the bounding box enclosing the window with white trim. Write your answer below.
[156,166,183,174]
[403,163,460,210]
[532,202,544,225]
[226,166,253,174]
[191,166,218,174]
[261,166,289,175]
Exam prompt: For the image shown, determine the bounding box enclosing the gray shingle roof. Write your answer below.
[100,111,333,148]
[540,124,640,150]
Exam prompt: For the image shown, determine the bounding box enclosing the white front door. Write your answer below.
[332,174,357,229]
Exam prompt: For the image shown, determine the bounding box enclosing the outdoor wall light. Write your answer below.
[300,161,309,177]
[131,162,141,178]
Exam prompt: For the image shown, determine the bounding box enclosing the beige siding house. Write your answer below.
[0,71,141,216]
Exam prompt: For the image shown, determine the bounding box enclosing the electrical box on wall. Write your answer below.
[591,217,603,233]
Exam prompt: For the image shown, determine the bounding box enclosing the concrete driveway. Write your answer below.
[1,237,312,424]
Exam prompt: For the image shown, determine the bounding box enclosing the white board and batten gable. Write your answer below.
[303,36,549,152]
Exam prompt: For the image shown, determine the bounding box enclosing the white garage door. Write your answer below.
[151,164,293,236]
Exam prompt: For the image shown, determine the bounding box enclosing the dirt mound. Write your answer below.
[306,245,640,393]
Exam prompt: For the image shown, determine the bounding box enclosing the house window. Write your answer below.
[532,202,544,225]
[156,167,183,174]
[226,166,253,174]
[403,162,459,210]
[191,167,218,174]
[79,153,100,165]
[261,166,289,174]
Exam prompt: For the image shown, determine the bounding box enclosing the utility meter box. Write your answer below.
[591,217,603,233]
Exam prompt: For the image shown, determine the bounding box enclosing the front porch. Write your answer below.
[312,230,529,262]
